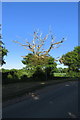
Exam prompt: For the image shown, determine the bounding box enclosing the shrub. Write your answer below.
[66,71,80,77]
[32,67,46,81]
[7,74,13,79]
[45,67,54,80]
[21,74,28,81]
[2,69,21,84]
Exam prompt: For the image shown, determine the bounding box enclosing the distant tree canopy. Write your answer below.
[59,46,80,72]
[0,24,8,66]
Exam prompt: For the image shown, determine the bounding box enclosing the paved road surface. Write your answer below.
[3,81,79,118]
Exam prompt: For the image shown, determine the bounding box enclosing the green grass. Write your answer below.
[54,73,66,77]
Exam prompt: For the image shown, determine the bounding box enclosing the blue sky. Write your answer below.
[0,3,2,24]
[2,2,78,69]
[2,0,79,2]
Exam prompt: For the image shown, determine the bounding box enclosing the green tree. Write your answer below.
[0,24,8,66]
[32,66,45,81]
[59,46,80,72]
[22,54,57,71]
[57,67,63,73]
[14,29,65,79]
[44,57,57,79]
[61,68,68,73]
[22,54,57,79]
[22,53,55,67]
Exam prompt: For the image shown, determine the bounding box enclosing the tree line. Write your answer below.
[0,26,80,84]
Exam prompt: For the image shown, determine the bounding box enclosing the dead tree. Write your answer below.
[13,30,65,61]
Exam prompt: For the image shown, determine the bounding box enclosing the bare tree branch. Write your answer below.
[13,30,65,59]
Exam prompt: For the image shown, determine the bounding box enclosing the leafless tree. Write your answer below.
[13,29,65,60]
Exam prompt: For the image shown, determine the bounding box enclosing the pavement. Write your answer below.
[2,81,79,118]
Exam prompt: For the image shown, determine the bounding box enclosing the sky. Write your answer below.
[2,2,78,69]
[1,0,79,2]
[0,3,2,24]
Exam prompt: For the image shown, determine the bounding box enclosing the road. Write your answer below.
[3,81,79,118]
